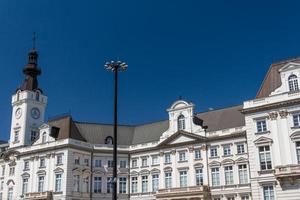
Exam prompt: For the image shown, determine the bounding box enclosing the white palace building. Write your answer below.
[0,48,300,200]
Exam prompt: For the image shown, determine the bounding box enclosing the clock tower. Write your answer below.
[9,48,47,148]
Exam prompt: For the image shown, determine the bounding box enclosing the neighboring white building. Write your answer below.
[0,48,299,200]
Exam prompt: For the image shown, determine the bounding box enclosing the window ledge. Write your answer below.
[151,164,160,167]
[39,166,46,169]
[194,158,203,161]
[56,163,63,167]
[209,156,220,159]
[258,169,274,175]
[222,155,233,158]
[178,160,188,163]
[291,126,300,130]
[255,131,270,135]
[131,166,138,169]
[236,152,247,156]
[164,162,172,165]
[140,165,149,168]
[23,168,30,171]
[53,191,63,195]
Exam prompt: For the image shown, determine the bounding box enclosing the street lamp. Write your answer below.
[104,60,127,200]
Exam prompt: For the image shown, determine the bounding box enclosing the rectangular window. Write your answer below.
[55,174,62,192]
[74,157,80,165]
[57,154,63,165]
[237,144,245,154]
[119,177,127,194]
[142,158,148,167]
[108,160,113,168]
[179,170,188,187]
[239,164,248,184]
[195,149,201,159]
[224,166,234,185]
[22,178,28,194]
[94,160,101,167]
[73,175,80,192]
[132,159,137,168]
[40,158,46,168]
[195,168,203,186]
[293,114,300,127]
[165,153,171,164]
[24,161,29,170]
[257,120,267,133]
[263,185,275,200]
[31,130,38,141]
[152,174,159,192]
[141,176,148,193]
[84,158,89,166]
[7,188,13,200]
[223,145,231,156]
[84,177,89,193]
[152,155,159,165]
[131,177,138,193]
[0,192,2,200]
[1,166,4,176]
[296,142,300,164]
[94,177,102,193]
[259,146,272,170]
[211,167,220,186]
[210,146,218,157]
[120,160,127,168]
[38,176,45,192]
[179,151,187,161]
[9,167,14,176]
[107,177,113,193]
[242,196,249,200]
[165,172,172,188]
[0,181,3,190]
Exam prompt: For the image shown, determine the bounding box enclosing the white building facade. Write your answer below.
[0,49,299,200]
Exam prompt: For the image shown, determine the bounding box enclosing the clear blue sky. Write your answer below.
[1,0,300,141]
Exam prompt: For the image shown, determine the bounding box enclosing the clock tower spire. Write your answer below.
[9,42,48,148]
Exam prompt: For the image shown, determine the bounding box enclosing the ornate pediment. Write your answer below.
[279,62,300,72]
[236,157,248,164]
[221,158,235,165]
[151,168,160,174]
[37,170,46,175]
[208,161,221,167]
[21,172,30,178]
[140,169,150,175]
[158,130,206,147]
[290,131,300,141]
[253,136,273,145]
[130,170,139,176]
[54,167,64,173]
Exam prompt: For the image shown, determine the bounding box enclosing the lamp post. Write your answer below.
[104,60,127,200]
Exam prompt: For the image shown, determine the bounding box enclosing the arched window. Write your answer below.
[105,136,113,145]
[177,115,186,131]
[36,92,40,101]
[288,75,299,92]
[42,132,47,143]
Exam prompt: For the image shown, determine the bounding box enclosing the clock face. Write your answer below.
[15,108,22,119]
[31,108,40,119]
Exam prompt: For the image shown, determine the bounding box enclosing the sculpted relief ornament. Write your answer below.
[268,112,278,120]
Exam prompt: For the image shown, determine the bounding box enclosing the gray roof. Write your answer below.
[196,105,244,132]
[74,122,135,146]
[49,105,244,145]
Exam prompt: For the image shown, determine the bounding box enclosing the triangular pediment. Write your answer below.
[279,62,300,72]
[158,130,206,147]
[39,123,50,130]
[253,136,273,145]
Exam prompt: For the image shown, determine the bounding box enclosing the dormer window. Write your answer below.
[288,74,299,92]
[42,132,47,143]
[105,136,113,145]
[177,115,185,131]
